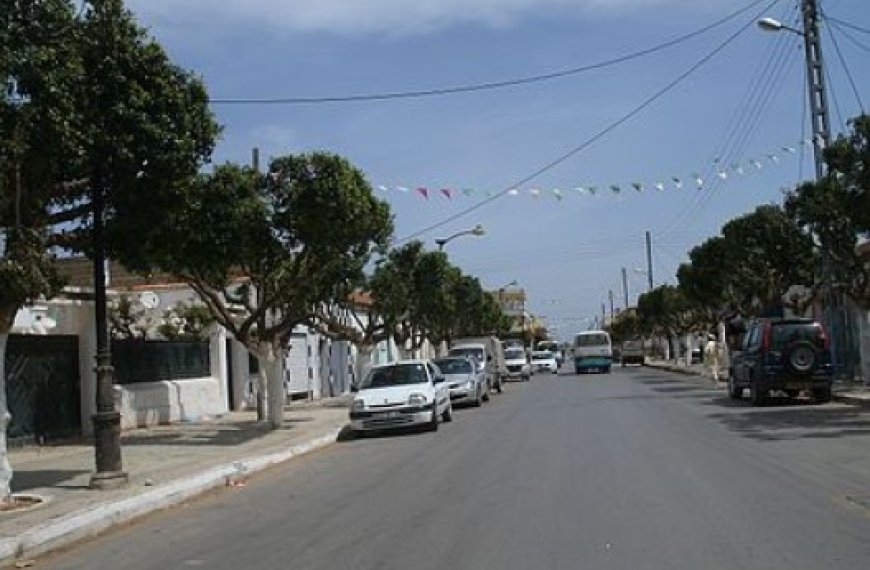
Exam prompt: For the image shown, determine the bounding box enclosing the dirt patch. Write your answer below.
[0,494,46,513]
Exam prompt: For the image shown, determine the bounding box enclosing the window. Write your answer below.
[575,334,609,347]
[360,364,428,389]
[433,358,473,374]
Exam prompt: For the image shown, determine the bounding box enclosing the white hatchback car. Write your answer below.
[531,350,559,374]
[350,360,453,433]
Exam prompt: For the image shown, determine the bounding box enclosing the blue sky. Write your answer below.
[126,0,869,340]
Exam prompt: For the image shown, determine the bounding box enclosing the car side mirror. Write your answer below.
[434,375,445,384]
[487,355,493,361]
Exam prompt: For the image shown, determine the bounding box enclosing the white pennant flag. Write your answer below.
[397,186,410,192]
[377,185,389,192]
[654,182,665,192]
[530,188,541,198]
[693,173,704,188]
[508,188,519,196]
[767,154,780,164]
[783,146,797,154]
[751,159,763,170]
[717,169,728,180]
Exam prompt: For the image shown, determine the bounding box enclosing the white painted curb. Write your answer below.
[0,426,344,565]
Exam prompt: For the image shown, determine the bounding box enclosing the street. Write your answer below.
[36,367,870,570]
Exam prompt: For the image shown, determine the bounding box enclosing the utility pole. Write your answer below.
[645,231,654,292]
[608,290,614,319]
[801,0,831,179]
[621,267,629,308]
[601,303,606,328]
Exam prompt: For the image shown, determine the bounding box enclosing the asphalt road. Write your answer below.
[37,366,870,570]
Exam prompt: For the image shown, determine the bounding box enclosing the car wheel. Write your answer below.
[442,403,453,422]
[605,366,612,374]
[813,386,832,403]
[783,341,819,376]
[482,388,490,402]
[750,379,767,406]
[728,378,742,400]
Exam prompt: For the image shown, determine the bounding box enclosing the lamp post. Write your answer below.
[759,0,844,376]
[435,224,485,251]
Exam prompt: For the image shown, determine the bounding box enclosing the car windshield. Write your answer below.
[359,364,428,389]
[532,352,553,361]
[432,358,473,374]
[505,348,525,360]
[538,342,558,352]
[772,323,825,350]
[449,347,484,361]
[575,334,609,347]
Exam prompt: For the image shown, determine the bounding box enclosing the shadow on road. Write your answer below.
[706,404,870,441]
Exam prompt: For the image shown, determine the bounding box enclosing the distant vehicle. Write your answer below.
[349,360,452,433]
[620,340,645,366]
[573,331,613,374]
[432,356,488,407]
[449,336,507,394]
[536,340,564,367]
[729,318,832,405]
[504,346,531,382]
[531,350,559,374]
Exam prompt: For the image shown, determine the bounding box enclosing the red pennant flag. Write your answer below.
[416,187,429,199]
[440,188,452,199]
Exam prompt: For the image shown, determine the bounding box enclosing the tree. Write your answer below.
[135,154,393,428]
[785,115,870,307]
[157,302,215,341]
[1,0,218,497]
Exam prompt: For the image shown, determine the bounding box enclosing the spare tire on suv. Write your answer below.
[782,340,819,376]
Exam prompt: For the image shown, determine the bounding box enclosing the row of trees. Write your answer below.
[608,114,869,352]
[0,1,507,496]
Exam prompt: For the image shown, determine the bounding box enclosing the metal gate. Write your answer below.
[5,335,82,442]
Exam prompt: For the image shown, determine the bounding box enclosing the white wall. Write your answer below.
[115,377,224,429]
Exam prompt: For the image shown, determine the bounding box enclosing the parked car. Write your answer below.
[449,336,507,393]
[729,318,833,405]
[620,340,645,366]
[432,356,488,407]
[349,360,452,433]
[504,346,531,381]
[531,350,559,374]
[536,341,564,367]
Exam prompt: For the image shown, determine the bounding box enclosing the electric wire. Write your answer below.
[395,0,781,244]
[798,56,808,184]
[658,10,797,238]
[656,3,796,237]
[829,22,870,53]
[824,15,870,36]
[824,19,865,112]
[824,62,848,133]
[209,0,773,106]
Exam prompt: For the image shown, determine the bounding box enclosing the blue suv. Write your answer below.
[729,318,833,405]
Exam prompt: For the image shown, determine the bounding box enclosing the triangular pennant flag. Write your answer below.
[717,169,728,180]
[654,182,665,192]
[672,177,683,190]
[416,187,429,199]
[397,186,410,192]
[377,184,389,192]
[508,188,519,196]
[692,173,703,188]
[610,185,621,194]
[553,188,564,200]
[783,146,797,154]
[631,182,643,192]
[587,186,597,195]
[767,154,780,164]
[462,188,474,196]
[530,188,541,198]
[574,186,586,194]
[751,159,763,170]
[439,188,452,199]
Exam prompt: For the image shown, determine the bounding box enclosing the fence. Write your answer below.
[112,339,210,384]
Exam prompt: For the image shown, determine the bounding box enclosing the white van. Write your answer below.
[573,331,613,374]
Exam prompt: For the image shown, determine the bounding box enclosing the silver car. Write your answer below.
[432,357,489,407]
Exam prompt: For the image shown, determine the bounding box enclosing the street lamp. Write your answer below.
[757,17,802,35]
[435,224,485,251]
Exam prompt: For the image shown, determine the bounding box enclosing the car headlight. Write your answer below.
[408,393,427,407]
[466,380,476,389]
[352,399,365,411]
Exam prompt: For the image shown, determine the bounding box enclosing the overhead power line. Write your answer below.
[824,17,866,113]
[210,0,771,105]
[396,0,781,244]
[829,22,870,53]
[824,16,870,36]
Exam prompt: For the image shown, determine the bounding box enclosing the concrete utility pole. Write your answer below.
[609,290,614,319]
[621,267,629,308]
[645,231,654,292]
[800,0,831,179]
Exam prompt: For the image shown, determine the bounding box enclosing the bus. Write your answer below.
[573,331,613,374]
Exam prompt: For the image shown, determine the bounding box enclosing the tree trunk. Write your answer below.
[259,342,285,430]
[354,344,375,388]
[256,355,268,422]
[0,331,12,499]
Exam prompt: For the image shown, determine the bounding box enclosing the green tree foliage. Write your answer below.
[157,302,215,341]
[137,153,393,427]
[785,114,870,307]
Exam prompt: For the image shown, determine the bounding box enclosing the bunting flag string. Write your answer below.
[376,139,806,202]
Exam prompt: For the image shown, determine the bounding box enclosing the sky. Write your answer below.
[124,0,869,341]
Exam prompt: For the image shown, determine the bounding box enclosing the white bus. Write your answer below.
[573,331,613,374]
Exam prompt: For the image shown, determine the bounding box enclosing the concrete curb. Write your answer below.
[832,393,870,408]
[643,362,703,377]
[0,425,345,566]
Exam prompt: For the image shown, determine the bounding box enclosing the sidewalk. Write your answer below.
[1,396,352,567]
[643,359,870,406]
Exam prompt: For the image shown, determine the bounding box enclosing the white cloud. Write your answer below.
[128,0,699,37]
